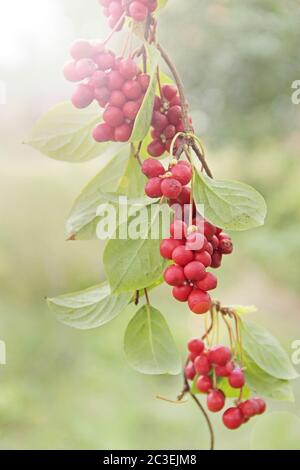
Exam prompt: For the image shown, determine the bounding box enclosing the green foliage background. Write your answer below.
[0,0,300,449]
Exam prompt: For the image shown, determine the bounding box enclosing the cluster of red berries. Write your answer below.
[148,85,193,158]
[99,0,158,29]
[64,40,150,142]
[185,339,266,430]
[142,158,193,200]
[159,215,233,315]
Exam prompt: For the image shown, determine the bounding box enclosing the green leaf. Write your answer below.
[26,101,124,163]
[217,378,251,400]
[47,283,132,330]
[66,149,129,239]
[192,161,267,231]
[242,319,299,380]
[157,0,168,10]
[103,204,171,293]
[232,305,257,316]
[130,45,159,143]
[124,305,181,375]
[251,412,300,450]
[243,353,294,401]
[117,149,147,197]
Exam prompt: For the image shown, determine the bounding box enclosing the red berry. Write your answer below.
[207,389,225,412]
[145,177,162,198]
[172,285,193,302]
[89,70,108,88]
[71,84,94,109]
[119,58,139,79]
[185,232,206,251]
[63,61,80,82]
[188,289,211,314]
[122,80,142,100]
[203,221,217,240]
[172,246,194,266]
[206,242,214,256]
[114,123,132,141]
[103,106,124,127]
[196,272,217,291]
[170,220,187,240]
[184,261,206,281]
[164,265,186,286]
[170,95,181,106]
[208,346,232,366]
[129,1,149,21]
[162,84,178,101]
[147,140,165,157]
[147,0,158,12]
[253,397,266,415]
[239,399,260,418]
[93,123,114,142]
[194,354,211,375]
[194,251,212,268]
[223,407,244,429]
[70,39,93,60]
[171,163,192,185]
[108,70,125,90]
[187,338,205,355]
[185,362,196,380]
[197,375,213,393]
[215,360,234,377]
[75,58,97,80]
[167,105,182,125]
[123,100,141,120]
[96,52,116,70]
[160,238,183,259]
[228,368,245,389]
[161,178,182,199]
[219,237,233,255]
[109,90,126,107]
[142,158,165,178]
[211,252,222,269]
[138,73,150,91]
[152,111,169,131]
[94,87,110,107]
[163,124,176,140]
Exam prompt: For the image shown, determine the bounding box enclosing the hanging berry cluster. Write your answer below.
[99,0,158,30]
[185,339,266,430]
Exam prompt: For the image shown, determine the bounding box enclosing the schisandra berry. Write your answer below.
[93,123,114,142]
[188,289,212,314]
[208,345,232,366]
[253,397,266,415]
[161,178,182,199]
[228,368,245,389]
[185,232,206,251]
[103,106,124,127]
[239,399,260,418]
[129,1,149,22]
[172,246,194,266]
[184,261,206,281]
[196,375,213,393]
[215,360,234,377]
[72,84,94,109]
[194,251,212,268]
[123,100,141,120]
[171,163,192,185]
[70,39,93,60]
[119,58,139,79]
[170,220,187,240]
[114,123,132,141]
[187,338,205,356]
[160,238,183,259]
[223,407,244,430]
[184,362,196,380]
[196,272,218,291]
[164,265,186,286]
[63,61,80,82]
[109,90,126,107]
[172,285,193,302]
[194,354,211,375]
[147,140,165,157]
[142,159,165,178]
[145,178,163,198]
[207,389,225,413]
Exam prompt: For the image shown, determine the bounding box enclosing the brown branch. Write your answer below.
[191,141,213,179]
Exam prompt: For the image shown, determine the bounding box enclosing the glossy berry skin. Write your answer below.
[160,238,183,259]
[162,84,178,101]
[228,368,245,389]
[184,261,206,281]
[118,58,139,79]
[172,246,194,266]
[253,397,266,415]
[114,124,132,141]
[170,220,187,240]
[185,362,196,381]
[194,354,211,375]
[194,251,212,268]
[161,178,182,199]
[215,360,234,377]
[196,375,213,394]
[219,236,233,255]
[93,123,114,142]
[145,178,163,198]
[223,407,244,430]
[239,399,260,418]
[76,58,97,80]
[172,285,193,302]
[208,345,232,366]
[187,338,205,356]
[164,265,186,287]
[147,140,165,157]
[142,158,165,178]
[188,289,212,314]
[207,389,225,413]
[103,106,124,127]
[122,80,142,100]
[196,272,218,291]
[211,252,222,269]
[171,163,192,186]
[71,84,94,109]
[109,90,126,108]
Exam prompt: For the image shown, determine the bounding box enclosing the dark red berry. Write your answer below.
[185,362,196,380]
[203,221,217,240]
[194,354,211,375]
[211,252,222,269]
[196,272,218,291]
[152,111,168,131]
[123,100,141,120]
[164,265,186,286]
[194,251,212,268]
[160,238,183,259]
[114,123,132,141]
[171,163,192,185]
[172,285,193,302]
[161,178,182,199]
[219,236,233,255]
[207,389,225,412]
[215,360,234,377]
[239,399,260,418]
[196,375,213,393]
[103,106,124,127]
[208,345,231,366]
[188,289,211,314]
[184,261,206,281]
[187,338,205,355]
[170,220,187,240]
[253,397,266,415]
[223,407,244,430]
[142,158,165,178]
[162,84,178,101]
[93,123,114,142]
[122,80,142,100]
[109,90,126,107]
[147,140,165,157]
[228,368,245,389]
[118,58,139,79]
[145,177,163,198]
[172,246,194,266]
[167,105,182,125]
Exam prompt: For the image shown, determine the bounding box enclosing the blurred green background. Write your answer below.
[1,0,300,450]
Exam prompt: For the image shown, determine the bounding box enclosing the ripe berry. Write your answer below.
[108,1,123,18]
[177,186,191,205]
[109,90,126,107]
[122,80,142,100]
[142,158,165,178]
[171,163,192,185]
[161,178,182,199]
[167,105,182,125]
[239,399,260,418]
[223,407,244,430]
[211,252,222,269]
[172,285,193,302]
[152,111,169,131]
[253,397,266,415]
[196,272,218,291]
[215,360,234,377]
[163,124,176,140]
[145,177,163,198]
[96,52,116,70]
[89,70,108,88]
[196,375,213,393]
[185,362,196,381]
[138,73,150,91]
[63,61,80,82]
[75,58,97,80]
[114,123,132,141]
[93,123,114,142]
[188,289,212,314]
[219,236,234,255]
[185,232,206,251]
[108,70,125,90]
[71,84,94,109]
[162,84,178,101]
[147,140,165,157]
[70,39,93,60]
[172,246,194,266]
[194,354,211,375]
[164,265,186,286]
[129,1,149,22]
[203,221,217,240]
[208,345,232,366]
[160,238,183,259]
[184,261,206,281]
[228,368,245,389]
[103,106,124,127]
[170,220,187,240]
[187,338,205,355]
[123,100,141,120]
[119,58,139,79]
[194,251,212,268]
[207,389,225,412]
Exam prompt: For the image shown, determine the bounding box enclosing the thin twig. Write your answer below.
[190,393,215,451]
[191,141,213,178]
